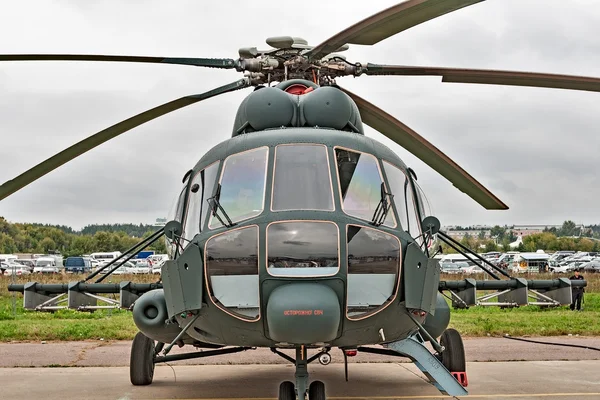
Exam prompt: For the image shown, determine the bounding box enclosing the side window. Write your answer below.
[335,149,395,227]
[183,162,219,241]
[184,172,203,241]
[210,148,268,229]
[167,177,189,224]
[205,227,259,321]
[383,162,421,240]
[346,225,400,319]
[272,144,334,211]
[201,163,220,230]
[406,181,423,244]
[166,177,189,257]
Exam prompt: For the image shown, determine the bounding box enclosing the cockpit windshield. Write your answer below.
[335,148,395,227]
[272,144,333,211]
[210,147,268,229]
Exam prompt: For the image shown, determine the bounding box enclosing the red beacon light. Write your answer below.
[343,349,357,357]
[284,84,314,95]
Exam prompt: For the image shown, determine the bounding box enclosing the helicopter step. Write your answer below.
[383,331,468,397]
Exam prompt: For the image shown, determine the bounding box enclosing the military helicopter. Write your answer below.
[3,1,593,399]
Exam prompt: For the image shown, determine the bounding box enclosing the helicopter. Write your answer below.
[1,1,594,399]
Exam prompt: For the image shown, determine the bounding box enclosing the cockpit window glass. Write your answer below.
[166,177,189,257]
[272,144,333,211]
[335,149,395,227]
[406,181,423,244]
[201,162,220,230]
[383,161,421,240]
[346,225,400,319]
[206,226,259,321]
[183,162,219,241]
[267,221,339,277]
[184,173,202,242]
[168,179,188,224]
[209,147,268,229]
[413,180,433,221]
[381,161,408,230]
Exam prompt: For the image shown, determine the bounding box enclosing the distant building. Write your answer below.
[154,218,167,227]
[442,224,585,240]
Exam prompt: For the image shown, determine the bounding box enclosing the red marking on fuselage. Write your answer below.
[283,309,325,316]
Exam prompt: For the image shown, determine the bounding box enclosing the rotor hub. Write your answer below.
[237,36,358,86]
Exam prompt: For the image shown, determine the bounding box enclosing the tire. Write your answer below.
[278,381,295,400]
[439,328,466,372]
[308,380,326,400]
[130,331,155,385]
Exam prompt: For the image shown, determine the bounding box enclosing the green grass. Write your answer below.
[449,294,600,336]
[0,274,148,341]
[2,274,600,341]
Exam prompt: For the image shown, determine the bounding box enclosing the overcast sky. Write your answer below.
[1,0,599,230]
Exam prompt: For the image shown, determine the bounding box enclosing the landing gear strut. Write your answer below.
[272,346,328,400]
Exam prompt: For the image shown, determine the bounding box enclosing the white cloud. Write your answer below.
[1,0,599,229]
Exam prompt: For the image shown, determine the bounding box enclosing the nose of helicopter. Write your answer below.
[266,283,341,344]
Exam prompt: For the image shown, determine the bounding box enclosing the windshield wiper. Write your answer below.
[207,184,236,228]
[371,182,393,227]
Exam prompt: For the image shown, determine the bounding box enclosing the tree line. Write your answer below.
[0,217,166,257]
[441,220,600,254]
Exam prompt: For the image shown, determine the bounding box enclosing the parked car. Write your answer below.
[41,265,60,274]
[111,261,136,275]
[3,264,32,276]
[14,259,35,272]
[440,262,462,274]
[97,261,135,275]
[133,259,150,268]
[130,263,151,274]
[147,254,169,267]
[65,257,93,274]
[34,257,58,273]
[152,263,163,274]
[460,265,484,275]
[582,261,600,273]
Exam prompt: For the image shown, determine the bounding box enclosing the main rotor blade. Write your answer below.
[0,79,250,201]
[307,0,484,60]
[362,64,600,92]
[0,54,239,69]
[338,86,507,210]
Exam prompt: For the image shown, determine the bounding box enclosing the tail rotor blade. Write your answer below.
[338,86,507,210]
[0,79,251,201]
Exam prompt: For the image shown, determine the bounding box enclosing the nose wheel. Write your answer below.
[130,331,157,386]
[278,380,326,400]
[438,328,468,387]
[274,346,328,400]
[278,381,296,400]
[308,380,326,400]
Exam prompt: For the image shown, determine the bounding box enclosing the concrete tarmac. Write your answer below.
[1,337,600,399]
[2,336,600,367]
[1,362,600,399]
